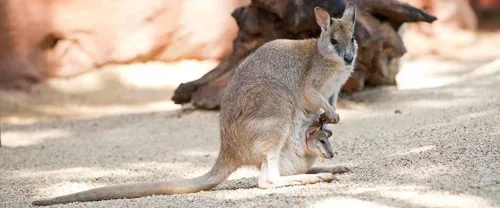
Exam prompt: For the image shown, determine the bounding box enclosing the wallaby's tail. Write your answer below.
[32,156,237,206]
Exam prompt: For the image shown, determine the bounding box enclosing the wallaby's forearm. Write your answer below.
[329,90,340,111]
[305,90,336,115]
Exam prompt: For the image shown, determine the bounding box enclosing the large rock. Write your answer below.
[0,0,249,90]
[171,0,437,109]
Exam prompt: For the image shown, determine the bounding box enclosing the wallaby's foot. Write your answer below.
[293,173,338,184]
[307,166,351,174]
[312,173,338,183]
[320,111,340,124]
[258,180,302,189]
[258,173,337,189]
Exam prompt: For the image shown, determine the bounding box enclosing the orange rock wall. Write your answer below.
[0,0,249,89]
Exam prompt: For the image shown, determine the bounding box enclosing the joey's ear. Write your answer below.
[306,127,320,139]
[314,7,331,31]
[342,3,357,25]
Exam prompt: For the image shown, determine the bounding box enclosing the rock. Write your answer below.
[0,0,250,90]
[172,0,437,109]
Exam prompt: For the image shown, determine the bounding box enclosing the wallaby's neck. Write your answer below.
[296,38,341,72]
[312,43,344,72]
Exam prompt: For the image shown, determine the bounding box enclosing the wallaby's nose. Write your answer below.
[344,55,353,65]
[324,152,334,159]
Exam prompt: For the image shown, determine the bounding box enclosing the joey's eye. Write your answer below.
[320,140,326,144]
[330,38,338,45]
[351,37,355,42]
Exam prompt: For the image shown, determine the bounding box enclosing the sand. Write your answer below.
[1,56,499,208]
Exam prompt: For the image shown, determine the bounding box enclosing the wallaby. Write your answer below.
[303,124,351,175]
[305,123,335,159]
[32,3,357,206]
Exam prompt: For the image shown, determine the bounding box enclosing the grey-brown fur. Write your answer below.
[305,125,335,159]
[32,3,357,206]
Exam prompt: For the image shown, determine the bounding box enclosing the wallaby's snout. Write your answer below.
[323,143,335,159]
[344,54,354,65]
[323,151,334,159]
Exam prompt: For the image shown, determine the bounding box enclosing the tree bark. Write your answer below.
[172,0,437,110]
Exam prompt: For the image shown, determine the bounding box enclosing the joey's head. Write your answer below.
[305,127,335,159]
[314,3,358,66]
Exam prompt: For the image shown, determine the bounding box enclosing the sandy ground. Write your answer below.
[1,54,500,207]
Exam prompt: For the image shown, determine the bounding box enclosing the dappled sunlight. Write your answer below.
[0,60,217,124]
[42,60,218,94]
[312,197,392,208]
[403,98,483,110]
[227,167,260,180]
[27,100,181,117]
[8,161,207,199]
[340,184,427,195]
[210,186,271,200]
[387,145,435,157]
[34,182,101,200]
[1,129,72,147]
[397,58,500,90]
[336,184,495,208]
[114,60,219,89]
[457,109,499,121]
[379,190,494,208]
[391,164,450,181]
[7,162,190,181]
[179,150,218,158]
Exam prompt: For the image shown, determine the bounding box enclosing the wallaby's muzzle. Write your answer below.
[344,55,353,65]
[323,152,334,159]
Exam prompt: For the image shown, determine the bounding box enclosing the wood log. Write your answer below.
[172,0,437,110]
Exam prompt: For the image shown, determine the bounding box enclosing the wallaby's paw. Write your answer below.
[321,111,340,124]
[316,173,338,182]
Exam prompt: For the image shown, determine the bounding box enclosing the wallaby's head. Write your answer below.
[305,127,335,159]
[314,3,358,66]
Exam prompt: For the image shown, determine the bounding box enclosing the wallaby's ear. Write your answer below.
[306,127,320,139]
[342,3,357,25]
[314,7,331,31]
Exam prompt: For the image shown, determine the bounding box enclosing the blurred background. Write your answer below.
[0,0,499,123]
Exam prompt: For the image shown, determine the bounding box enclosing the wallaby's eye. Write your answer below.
[320,140,326,144]
[351,37,355,43]
[330,38,338,45]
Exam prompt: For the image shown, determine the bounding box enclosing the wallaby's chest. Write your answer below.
[321,68,352,98]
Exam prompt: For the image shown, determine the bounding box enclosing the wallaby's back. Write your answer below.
[222,38,318,120]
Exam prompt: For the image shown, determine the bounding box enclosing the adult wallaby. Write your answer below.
[32,3,357,206]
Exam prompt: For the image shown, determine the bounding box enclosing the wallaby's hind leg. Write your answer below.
[307,166,351,174]
[257,150,337,189]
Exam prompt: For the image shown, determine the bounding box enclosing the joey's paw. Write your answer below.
[317,173,338,183]
[321,111,340,124]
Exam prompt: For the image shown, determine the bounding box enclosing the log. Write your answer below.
[172,0,437,109]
